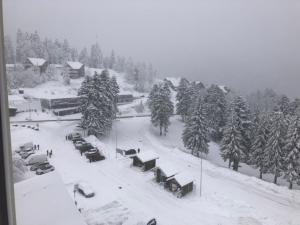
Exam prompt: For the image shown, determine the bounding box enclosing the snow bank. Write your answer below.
[14,172,86,225]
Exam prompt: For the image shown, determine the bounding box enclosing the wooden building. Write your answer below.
[155,163,178,184]
[65,61,85,79]
[165,173,194,198]
[24,57,48,74]
[117,94,134,104]
[132,151,159,171]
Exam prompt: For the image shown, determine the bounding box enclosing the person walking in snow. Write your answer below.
[37,144,40,150]
[34,144,36,150]
[138,148,140,153]
[46,150,49,157]
[49,149,53,158]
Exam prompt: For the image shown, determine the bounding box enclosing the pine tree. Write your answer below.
[110,76,120,116]
[176,78,192,122]
[283,115,300,189]
[250,114,269,179]
[277,95,290,116]
[264,112,287,184]
[220,110,246,171]
[90,43,103,68]
[150,82,174,136]
[204,84,227,141]
[182,97,209,156]
[232,96,253,161]
[79,47,89,65]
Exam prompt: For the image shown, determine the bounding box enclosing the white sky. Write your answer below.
[3,0,300,97]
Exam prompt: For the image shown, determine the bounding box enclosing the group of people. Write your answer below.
[33,144,40,150]
[46,149,53,158]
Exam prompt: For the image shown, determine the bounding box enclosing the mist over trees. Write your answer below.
[5,29,157,92]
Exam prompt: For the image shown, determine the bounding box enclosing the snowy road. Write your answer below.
[10,117,300,225]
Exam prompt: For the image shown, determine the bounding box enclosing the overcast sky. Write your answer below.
[3,0,300,97]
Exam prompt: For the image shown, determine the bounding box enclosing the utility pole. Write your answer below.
[200,151,203,197]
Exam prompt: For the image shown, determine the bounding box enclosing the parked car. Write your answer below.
[16,142,33,153]
[78,143,94,152]
[25,154,48,166]
[68,132,81,140]
[75,182,95,198]
[20,151,35,159]
[72,137,85,144]
[85,151,105,162]
[30,162,49,171]
[36,164,55,175]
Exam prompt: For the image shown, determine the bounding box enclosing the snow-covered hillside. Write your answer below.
[10,116,300,225]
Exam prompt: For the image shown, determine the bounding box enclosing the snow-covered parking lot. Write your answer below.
[10,116,300,225]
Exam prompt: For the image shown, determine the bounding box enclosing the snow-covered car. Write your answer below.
[36,164,55,175]
[68,132,81,140]
[30,162,49,171]
[72,137,85,144]
[77,143,94,152]
[75,182,95,198]
[20,151,35,159]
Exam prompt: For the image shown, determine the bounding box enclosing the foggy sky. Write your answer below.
[3,0,300,97]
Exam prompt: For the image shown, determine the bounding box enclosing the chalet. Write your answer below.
[65,61,85,78]
[132,151,159,171]
[165,173,194,198]
[117,94,134,104]
[155,163,178,184]
[24,57,48,74]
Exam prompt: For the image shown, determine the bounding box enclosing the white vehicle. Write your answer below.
[25,154,48,166]
[16,142,33,153]
[75,182,95,198]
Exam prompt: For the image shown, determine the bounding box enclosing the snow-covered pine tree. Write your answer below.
[182,97,209,156]
[176,78,192,122]
[89,43,103,68]
[204,84,227,141]
[148,84,159,111]
[264,111,287,184]
[220,109,246,171]
[277,95,290,116]
[110,76,120,116]
[289,98,300,116]
[232,96,253,162]
[283,115,300,189]
[79,47,89,66]
[150,82,174,136]
[250,113,270,179]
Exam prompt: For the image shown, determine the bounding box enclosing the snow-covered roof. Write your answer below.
[66,61,84,70]
[157,163,178,178]
[172,173,194,187]
[14,172,86,225]
[27,57,47,66]
[136,151,159,163]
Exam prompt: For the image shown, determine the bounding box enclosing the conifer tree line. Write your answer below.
[4,29,156,92]
[78,69,119,137]
[170,77,300,189]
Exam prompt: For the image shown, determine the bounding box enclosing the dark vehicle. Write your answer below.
[21,124,26,127]
[78,143,94,152]
[36,164,55,175]
[75,182,95,198]
[30,162,49,171]
[72,137,85,144]
[68,132,81,140]
[124,149,137,156]
[85,150,105,162]
[147,218,157,225]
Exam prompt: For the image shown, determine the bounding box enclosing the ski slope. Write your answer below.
[10,116,300,225]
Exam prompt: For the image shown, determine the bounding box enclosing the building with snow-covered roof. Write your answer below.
[65,61,85,78]
[132,151,159,171]
[24,57,48,74]
[14,172,86,225]
[155,163,178,183]
[166,173,194,198]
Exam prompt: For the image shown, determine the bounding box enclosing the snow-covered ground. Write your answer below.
[10,116,300,225]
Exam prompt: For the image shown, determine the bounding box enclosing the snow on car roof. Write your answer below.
[14,172,86,225]
[136,151,159,163]
[157,163,178,178]
[27,57,46,66]
[173,173,194,187]
[66,61,83,69]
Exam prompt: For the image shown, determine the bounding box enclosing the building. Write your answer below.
[14,172,87,225]
[65,61,85,78]
[24,57,48,74]
[132,151,159,171]
[40,96,81,116]
[155,163,178,184]
[8,107,17,116]
[165,173,194,198]
[117,94,134,104]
